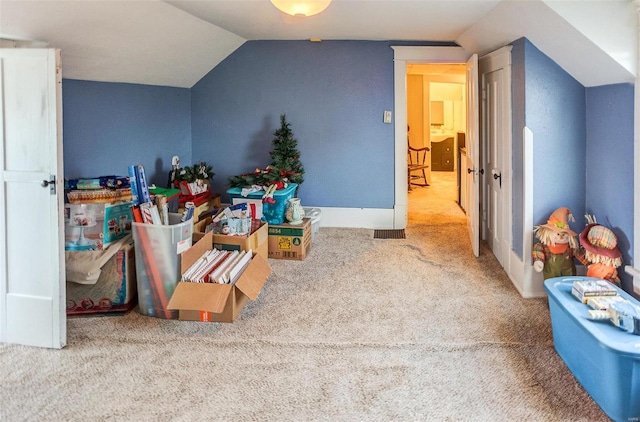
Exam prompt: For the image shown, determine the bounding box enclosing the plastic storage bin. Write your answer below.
[303,207,321,242]
[132,213,193,319]
[227,183,297,225]
[544,276,640,421]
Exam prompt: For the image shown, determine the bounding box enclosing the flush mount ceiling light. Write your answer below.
[270,0,332,17]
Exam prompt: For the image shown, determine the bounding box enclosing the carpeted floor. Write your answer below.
[0,172,608,421]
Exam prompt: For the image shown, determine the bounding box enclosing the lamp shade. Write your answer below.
[270,0,331,17]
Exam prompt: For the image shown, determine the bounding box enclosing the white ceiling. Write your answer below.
[0,0,636,88]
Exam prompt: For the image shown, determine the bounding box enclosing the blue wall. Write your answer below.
[62,79,191,187]
[585,83,635,291]
[510,38,587,257]
[525,39,587,235]
[61,40,635,293]
[510,38,635,293]
[191,40,395,207]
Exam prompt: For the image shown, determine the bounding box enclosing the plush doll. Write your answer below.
[532,207,580,280]
[576,215,623,287]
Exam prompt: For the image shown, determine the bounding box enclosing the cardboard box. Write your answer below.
[544,277,640,421]
[166,231,272,322]
[268,218,312,260]
[194,217,269,260]
[177,193,221,222]
[66,241,137,316]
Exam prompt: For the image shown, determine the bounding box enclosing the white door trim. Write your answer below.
[391,46,471,229]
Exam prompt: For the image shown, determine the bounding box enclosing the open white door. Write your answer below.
[0,49,66,348]
[465,54,480,257]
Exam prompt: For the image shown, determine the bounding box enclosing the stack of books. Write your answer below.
[571,279,618,304]
[181,248,253,284]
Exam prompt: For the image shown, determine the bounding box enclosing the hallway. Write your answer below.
[408,170,465,225]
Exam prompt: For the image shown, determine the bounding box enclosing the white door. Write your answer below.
[0,49,66,348]
[465,54,480,257]
[483,69,504,265]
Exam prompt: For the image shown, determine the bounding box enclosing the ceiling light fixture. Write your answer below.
[270,0,332,17]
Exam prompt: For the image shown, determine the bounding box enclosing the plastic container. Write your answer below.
[544,277,640,421]
[132,213,193,319]
[227,183,297,225]
[303,207,321,243]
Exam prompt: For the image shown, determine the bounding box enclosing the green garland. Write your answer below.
[176,162,214,183]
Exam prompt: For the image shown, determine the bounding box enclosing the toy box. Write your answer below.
[66,240,137,316]
[267,218,312,260]
[166,231,272,322]
[544,276,640,421]
[64,201,134,250]
[227,183,297,225]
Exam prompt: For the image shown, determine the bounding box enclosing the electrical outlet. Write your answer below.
[383,110,392,124]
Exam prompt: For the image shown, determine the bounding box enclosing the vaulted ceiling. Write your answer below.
[0,0,636,88]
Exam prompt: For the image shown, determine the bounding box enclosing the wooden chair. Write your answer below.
[408,141,430,189]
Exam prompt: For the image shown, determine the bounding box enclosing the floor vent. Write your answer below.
[373,229,406,239]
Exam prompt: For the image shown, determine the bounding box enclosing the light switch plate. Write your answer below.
[383,110,392,123]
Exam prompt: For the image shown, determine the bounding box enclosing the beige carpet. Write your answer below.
[0,172,608,421]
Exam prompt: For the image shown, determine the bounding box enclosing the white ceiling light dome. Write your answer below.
[270,0,332,17]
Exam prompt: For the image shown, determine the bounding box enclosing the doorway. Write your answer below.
[406,63,467,225]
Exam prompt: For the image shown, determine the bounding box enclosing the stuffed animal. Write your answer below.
[576,215,623,287]
[532,207,580,280]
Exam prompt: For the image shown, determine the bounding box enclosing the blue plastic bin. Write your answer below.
[544,276,640,421]
[228,183,297,225]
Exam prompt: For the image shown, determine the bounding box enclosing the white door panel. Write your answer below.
[479,46,512,272]
[484,71,504,265]
[1,48,66,349]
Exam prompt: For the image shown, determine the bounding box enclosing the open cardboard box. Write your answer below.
[166,231,271,322]
[193,216,269,260]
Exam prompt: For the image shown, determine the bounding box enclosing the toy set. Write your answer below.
[532,208,623,287]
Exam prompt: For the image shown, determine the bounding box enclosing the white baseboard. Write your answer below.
[508,249,546,298]
[308,207,395,229]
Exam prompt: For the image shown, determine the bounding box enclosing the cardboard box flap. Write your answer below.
[235,253,271,301]
[181,231,213,271]
[167,282,232,313]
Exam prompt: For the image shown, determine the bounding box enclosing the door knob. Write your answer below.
[492,169,502,187]
[467,168,473,174]
[41,175,56,194]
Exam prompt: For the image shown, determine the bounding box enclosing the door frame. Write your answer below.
[391,46,471,229]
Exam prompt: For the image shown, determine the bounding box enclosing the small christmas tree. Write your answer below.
[269,114,304,186]
[228,114,305,189]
